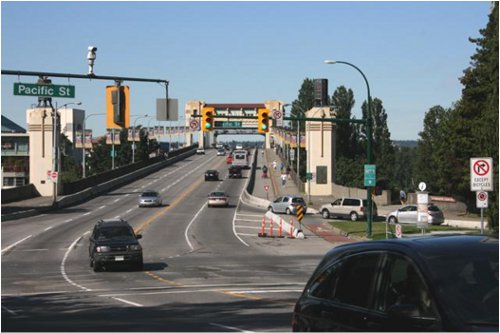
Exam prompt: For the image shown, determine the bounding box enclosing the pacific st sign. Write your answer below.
[14,82,75,98]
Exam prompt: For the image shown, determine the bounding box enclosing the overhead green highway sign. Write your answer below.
[14,82,75,98]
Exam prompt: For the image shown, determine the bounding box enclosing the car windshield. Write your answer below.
[141,192,158,197]
[423,243,498,324]
[97,226,134,240]
[209,192,225,197]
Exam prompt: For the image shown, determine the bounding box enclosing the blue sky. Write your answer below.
[1,1,492,141]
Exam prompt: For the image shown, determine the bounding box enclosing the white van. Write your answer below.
[231,150,249,168]
[319,197,378,221]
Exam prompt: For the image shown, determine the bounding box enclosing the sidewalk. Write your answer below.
[2,196,56,221]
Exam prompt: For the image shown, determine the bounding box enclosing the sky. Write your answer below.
[1,1,493,142]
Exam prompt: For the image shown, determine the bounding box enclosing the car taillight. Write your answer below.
[360,207,364,212]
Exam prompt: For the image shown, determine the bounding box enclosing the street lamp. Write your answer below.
[132,115,148,163]
[52,101,82,204]
[324,59,373,237]
[81,113,105,178]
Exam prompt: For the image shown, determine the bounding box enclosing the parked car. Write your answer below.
[196,148,205,155]
[138,190,162,207]
[292,235,498,332]
[319,197,377,221]
[88,219,143,272]
[268,195,307,215]
[204,169,219,181]
[208,191,229,207]
[228,165,243,178]
[386,204,445,225]
[216,149,226,156]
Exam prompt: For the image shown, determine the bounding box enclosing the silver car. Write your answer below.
[268,195,307,215]
[386,204,445,225]
[138,191,162,207]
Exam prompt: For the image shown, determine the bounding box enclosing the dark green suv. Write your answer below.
[89,219,143,272]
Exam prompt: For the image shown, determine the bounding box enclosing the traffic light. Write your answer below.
[258,108,269,133]
[202,107,214,132]
[106,85,130,129]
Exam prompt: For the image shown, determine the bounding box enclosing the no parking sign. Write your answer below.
[476,191,489,208]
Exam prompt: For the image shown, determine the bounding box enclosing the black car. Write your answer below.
[228,165,243,178]
[293,235,498,332]
[89,219,143,272]
[204,169,219,181]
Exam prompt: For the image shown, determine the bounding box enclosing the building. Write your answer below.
[1,116,29,188]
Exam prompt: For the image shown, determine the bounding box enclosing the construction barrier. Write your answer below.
[258,211,304,239]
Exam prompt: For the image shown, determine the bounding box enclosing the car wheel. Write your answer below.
[388,216,397,224]
[350,212,359,221]
[93,262,102,272]
[322,210,330,219]
[286,208,291,215]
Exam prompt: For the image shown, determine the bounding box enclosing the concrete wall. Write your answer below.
[1,184,40,204]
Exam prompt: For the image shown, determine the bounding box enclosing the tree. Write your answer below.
[331,86,358,158]
[361,98,395,189]
[59,133,80,182]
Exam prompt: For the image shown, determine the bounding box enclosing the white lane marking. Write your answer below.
[83,212,91,216]
[235,219,262,223]
[114,216,121,219]
[98,205,106,210]
[184,203,207,251]
[64,219,73,223]
[100,288,302,298]
[124,194,130,197]
[1,235,33,255]
[235,214,263,217]
[231,165,252,247]
[210,323,253,332]
[111,297,143,307]
[1,305,17,316]
[236,233,260,237]
[113,198,120,203]
[39,214,48,217]
[44,226,53,231]
[235,226,261,230]
[61,232,92,292]
[125,208,133,214]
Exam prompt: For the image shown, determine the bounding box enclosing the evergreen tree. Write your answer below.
[331,86,358,158]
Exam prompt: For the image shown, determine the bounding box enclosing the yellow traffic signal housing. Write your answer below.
[258,108,270,133]
[202,107,215,132]
[106,85,130,129]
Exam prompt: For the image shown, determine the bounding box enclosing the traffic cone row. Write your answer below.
[258,215,294,239]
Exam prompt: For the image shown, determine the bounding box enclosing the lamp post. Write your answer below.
[81,113,105,178]
[132,115,148,163]
[325,59,373,237]
[52,101,82,204]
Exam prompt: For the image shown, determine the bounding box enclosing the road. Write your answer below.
[2,150,337,332]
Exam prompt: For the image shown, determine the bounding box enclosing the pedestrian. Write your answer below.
[281,173,287,187]
[272,160,277,170]
[286,166,291,180]
[280,162,284,171]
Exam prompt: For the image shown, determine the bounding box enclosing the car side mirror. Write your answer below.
[136,234,142,239]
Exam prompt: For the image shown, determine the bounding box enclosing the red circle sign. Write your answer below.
[473,160,490,176]
[478,192,488,201]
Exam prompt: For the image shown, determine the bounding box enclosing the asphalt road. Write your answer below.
[1,150,335,332]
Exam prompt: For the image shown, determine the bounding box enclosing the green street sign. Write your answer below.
[306,172,313,180]
[215,121,242,128]
[14,82,75,98]
[364,164,376,187]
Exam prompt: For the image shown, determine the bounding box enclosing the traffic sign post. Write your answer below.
[470,157,493,235]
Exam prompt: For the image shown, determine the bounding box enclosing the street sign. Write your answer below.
[14,82,75,98]
[273,109,283,127]
[476,191,489,208]
[395,224,402,239]
[50,171,58,183]
[364,164,376,187]
[189,120,199,130]
[470,157,493,191]
[306,172,313,180]
[264,185,269,192]
[418,182,426,191]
